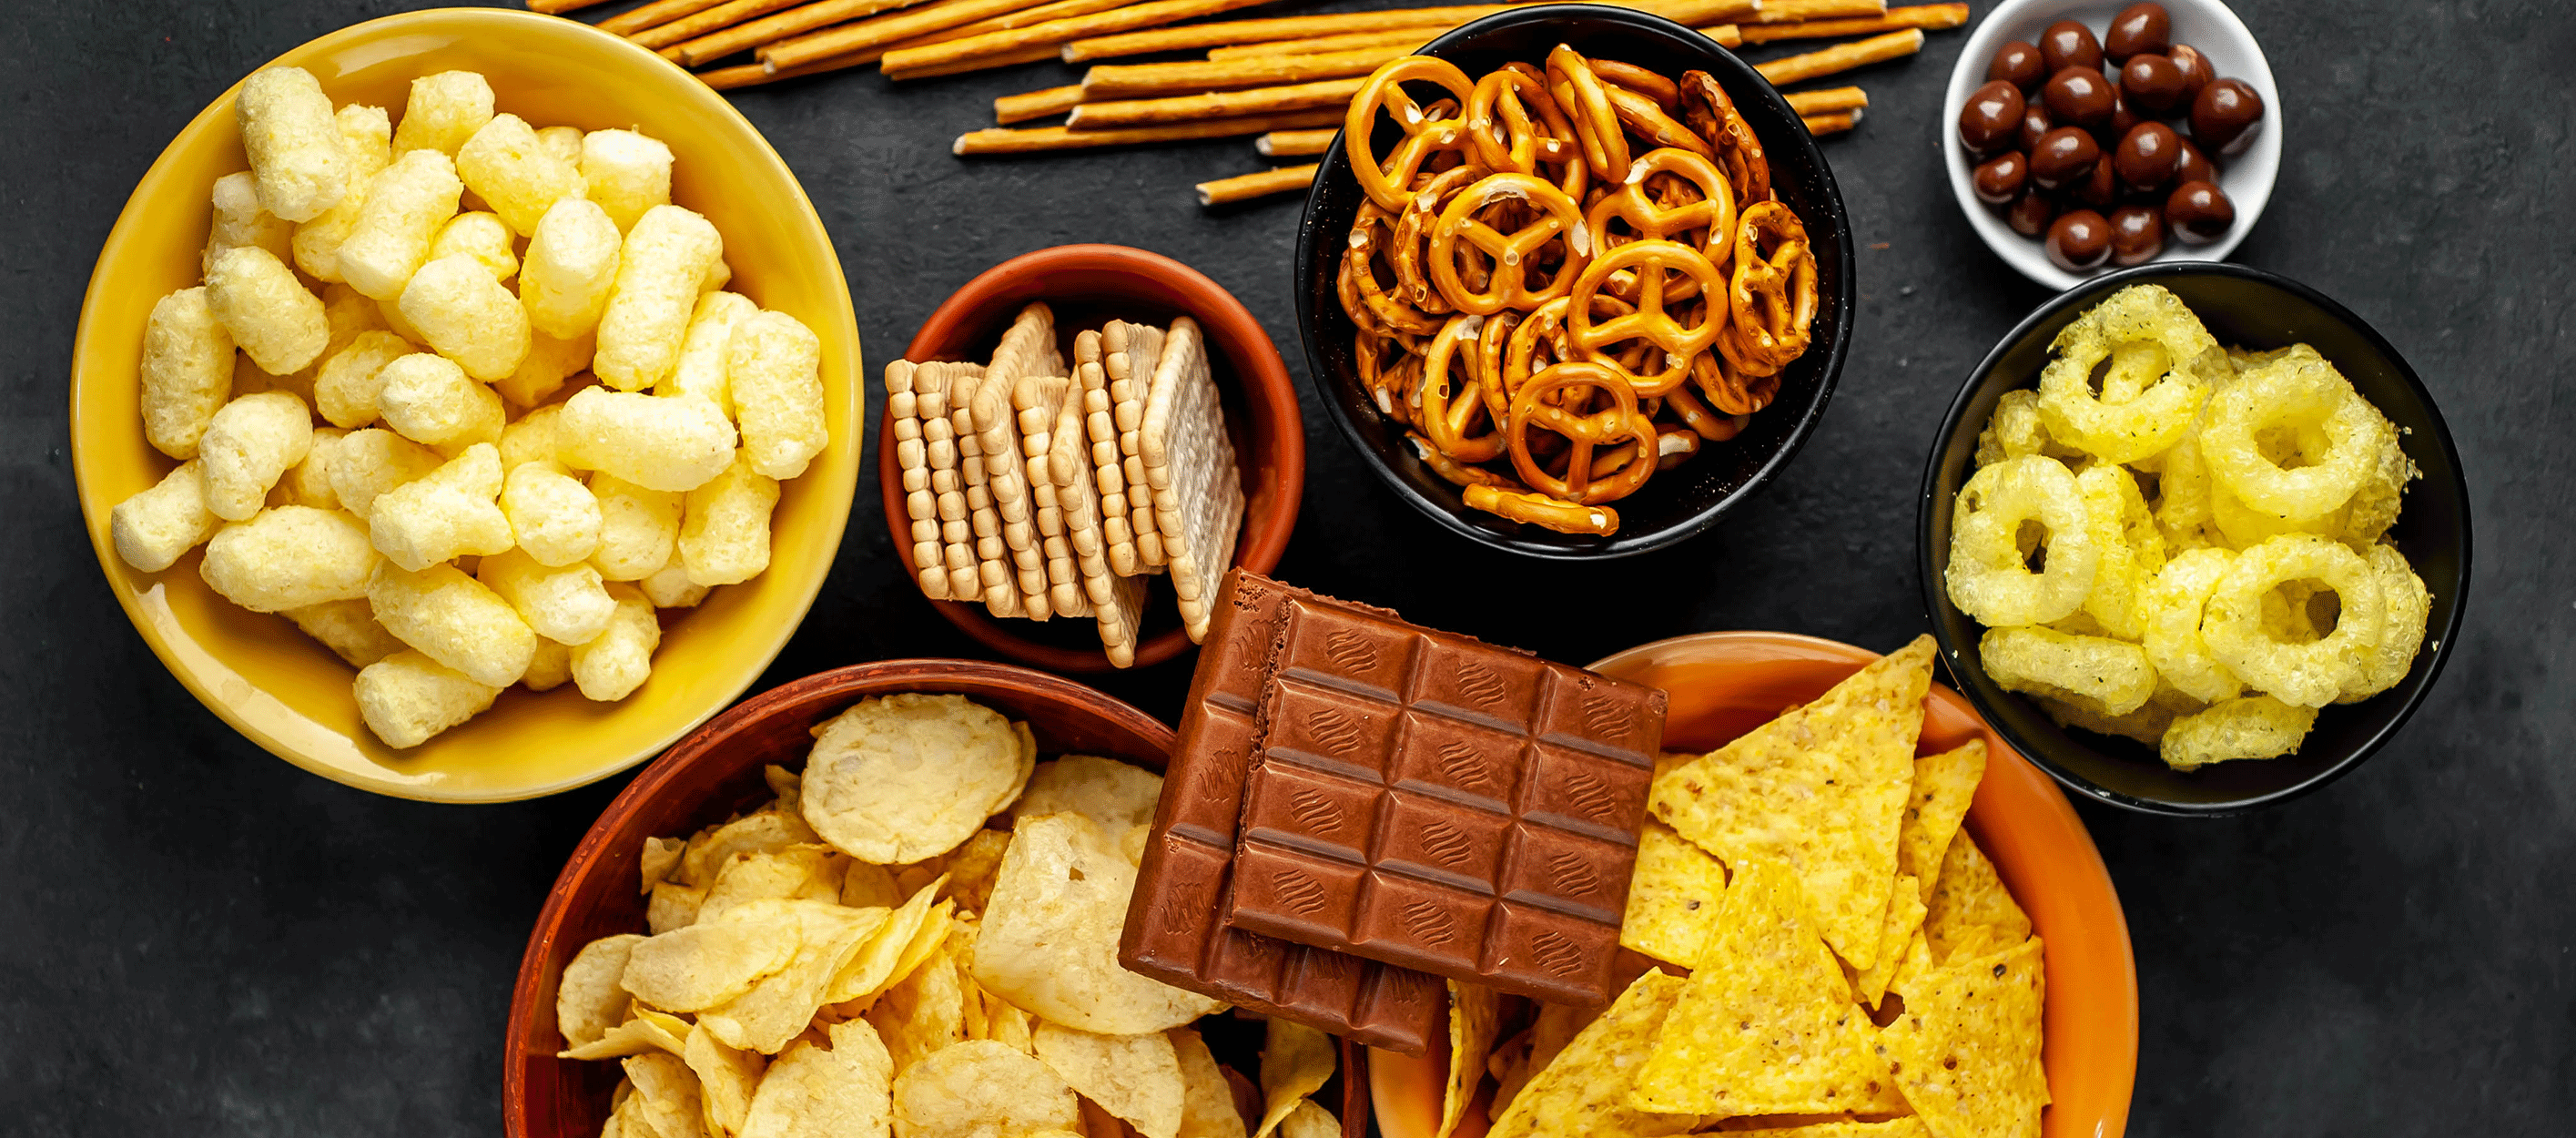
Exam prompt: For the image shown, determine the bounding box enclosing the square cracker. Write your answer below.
[1052,347,1127,635]
[1077,348,1141,572]
[884,361,948,599]
[1015,372,1090,619]
[950,367,1019,617]
[916,361,984,603]
[976,303,1059,619]
[1101,320,1167,573]
[1092,565,1150,669]
[1138,317,1243,644]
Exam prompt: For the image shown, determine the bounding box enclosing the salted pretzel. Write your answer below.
[1606,85,1711,159]
[1506,361,1658,504]
[1348,56,1478,212]
[1344,200,1446,337]
[1678,69,1770,205]
[1729,201,1818,370]
[1391,164,1486,313]
[1503,291,1634,405]
[1588,147,1736,275]
[1419,313,1504,462]
[1427,172,1590,317]
[1465,66,1587,199]
[1665,380,1750,441]
[1545,46,1629,184]
[1694,339,1782,416]
[1409,432,1521,490]
[1463,484,1618,535]
[1591,58,1679,111]
[1567,239,1729,395]
[1474,308,1520,416]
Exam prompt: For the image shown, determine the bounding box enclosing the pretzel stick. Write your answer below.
[1739,3,1965,42]
[693,0,1030,86]
[1205,27,1437,60]
[702,53,866,87]
[878,0,1290,76]
[997,85,1086,124]
[761,0,1058,68]
[1784,86,1868,115]
[1081,45,1409,99]
[671,0,923,65]
[1066,76,1366,128]
[1063,5,1506,62]
[1255,127,1335,157]
[531,0,614,14]
[1689,23,1744,47]
[632,0,809,48]
[886,41,1063,77]
[1755,28,1923,85]
[1803,110,1860,135]
[955,109,1344,154]
[1747,0,1884,22]
[1197,165,1317,206]
[591,0,722,31]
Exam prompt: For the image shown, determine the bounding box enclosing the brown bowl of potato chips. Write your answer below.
[507,659,1372,1138]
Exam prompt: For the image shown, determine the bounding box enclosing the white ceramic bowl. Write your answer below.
[1941,0,2281,290]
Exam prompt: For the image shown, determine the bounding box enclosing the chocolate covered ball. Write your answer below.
[2043,67,2116,131]
[2109,204,2166,266]
[2192,78,2267,156]
[1989,40,2046,91]
[2029,127,2102,191]
[2104,3,2172,64]
[2038,19,2104,75]
[2168,44,2216,104]
[2072,152,2121,208]
[1959,79,2026,154]
[2006,188,2058,237]
[2106,89,2140,141]
[2114,121,2183,190]
[2019,104,2055,152]
[2047,208,2113,271]
[2173,137,2218,186]
[2165,179,2236,243]
[1973,151,2029,205]
[2122,53,2189,115]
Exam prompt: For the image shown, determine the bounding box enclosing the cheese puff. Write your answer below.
[556,387,735,492]
[390,70,494,157]
[270,425,347,509]
[282,596,406,668]
[522,637,573,692]
[579,128,674,233]
[639,550,709,609]
[198,391,314,521]
[520,197,621,340]
[478,546,617,645]
[235,66,346,223]
[206,246,329,375]
[203,171,293,278]
[500,403,564,470]
[457,113,585,237]
[497,330,594,409]
[679,453,777,586]
[502,460,603,567]
[429,211,518,282]
[355,650,501,748]
[200,503,379,611]
[593,205,723,391]
[377,351,505,449]
[140,287,237,459]
[110,460,221,572]
[659,290,756,416]
[701,258,732,294]
[536,126,583,168]
[337,148,463,301]
[320,281,390,351]
[230,346,314,405]
[571,583,659,701]
[329,427,444,521]
[399,255,532,381]
[377,295,427,344]
[726,310,827,479]
[589,472,680,581]
[367,561,536,687]
[369,442,513,571]
[292,104,394,282]
[313,330,413,429]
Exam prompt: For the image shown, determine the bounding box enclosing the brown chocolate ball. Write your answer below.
[2173,137,2218,186]
[2105,89,2140,142]
[2039,20,2104,75]
[1958,79,2026,155]
[2122,53,2189,115]
[2028,127,2102,191]
[2072,152,2121,208]
[2165,179,2236,243]
[2114,121,2183,190]
[2192,78,2267,156]
[2047,209,2113,271]
[2104,3,2173,64]
[2006,188,2058,237]
[2043,67,2117,131]
[2109,204,2166,266]
[2019,104,2055,152]
[1973,151,2029,205]
[2168,44,2216,104]
[1989,40,2047,92]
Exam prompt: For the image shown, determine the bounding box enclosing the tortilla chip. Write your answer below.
[1526,1001,1597,1081]
[1487,970,1694,1138]
[1921,834,2029,966]
[1875,937,2048,1138]
[1254,1019,1336,1138]
[1631,861,1903,1117]
[1442,981,1503,1138]
[1621,821,1732,967]
[1882,931,1937,1008]
[1170,1028,1250,1138]
[1648,637,1932,972]
[1852,875,1928,1010]
[1897,741,1985,884]
[1719,1121,1930,1137]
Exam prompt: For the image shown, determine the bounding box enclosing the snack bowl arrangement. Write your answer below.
[1920,262,2470,815]
[505,657,1371,1138]
[1942,0,2281,290]
[1293,4,1852,560]
[880,243,1303,672]
[67,7,863,800]
[1366,629,2139,1138]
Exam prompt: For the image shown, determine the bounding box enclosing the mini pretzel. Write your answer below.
[1606,85,1712,159]
[1546,45,1628,183]
[1345,200,1445,336]
[1465,65,1588,199]
[1678,69,1771,205]
[1503,291,1633,404]
[1567,239,1729,395]
[1348,56,1478,212]
[1694,340,1783,416]
[1729,201,1818,370]
[1506,361,1657,504]
[1591,58,1679,111]
[1409,432,1522,489]
[1473,308,1520,417]
[1464,483,1619,536]
[1392,165,1484,313]
[1419,313,1504,462]
[1427,172,1591,316]
[1588,147,1736,264]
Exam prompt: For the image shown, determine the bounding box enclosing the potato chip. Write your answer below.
[562,1006,694,1061]
[1619,820,1730,968]
[701,900,889,1053]
[828,879,949,1004]
[641,836,686,895]
[1440,982,1501,1138]
[1167,1029,1247,1138]
[1631,861,1903,1117]
[979,991,1039,1056]
[1033,1022,1185,1138]
[1486,970,1691,1138]
[1253,1019,1334,1138]
[802,695,1033,865]
[1012,755,1165,833]
[842,862,902,910]
[1649,637,1932,972]
[687,1021,770,1138]
[559,933,644,1049]
[685,809,822,888]
[622,899,809,1012]
[891,1040,1082,1138]
[869,935,970,1073]
[1921,834,2029,967]
[740,1020,896,1138]
[651,881,708,934]
[1874,937,2048,1138]
[1274,1101,1337,1138]
[702,846,846,923]
[1851,874,1926,1011]
[1895,741,1983,886]
[624,1051,706,1138]
[973,813,1225,1035]
[935,828,1013,913]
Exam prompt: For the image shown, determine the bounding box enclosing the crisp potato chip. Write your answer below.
[561,1005,693,1061]
[1168,1029,1247,1138]
[1922,834,2029,966]
[1013,755,1165,832]
[936,828,1013,914]
[1631,861,1903,1117]
[1487,970,1691,1138]
[1717,1121,1929,1137]
[624,900,812,1012]
[1275,1101,1337,1138]
[560,933,644,1048]
[891,1040,1082,1138]
[1620,821,1731,968]
[685,809,824,888]
[642,837,686,895]
[802,695,1034,865]
[842,862,903,910]
[1875,937,2048,1138]
[686,1021,769,1138]
[1852,875,1928,1011]
[1897,742,1984,884]
[702,845,846,923]
[1649,638,1933,972]
[979,991,1038,1055]
[827,879,949,1004]
[765,764,804,809]
[624,1052,705,1138]
[702,900,890,1053]
[652,881,709,934]
[1441,982,1501,1138]
[1033,1022,1186,1138]
[741,1019,897,1138]
[1254,1019,1335,1138]
[869,935,970,1073]
[973,813,1225,1035]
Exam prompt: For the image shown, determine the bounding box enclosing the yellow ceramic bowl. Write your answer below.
[67,8,863,802]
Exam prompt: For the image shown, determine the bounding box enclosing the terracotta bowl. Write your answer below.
[1370,631,2137,1138]
[878,245,1304,672]
[504,659,1370,1138]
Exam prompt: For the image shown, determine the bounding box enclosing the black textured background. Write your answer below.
[4,1,2570,1133]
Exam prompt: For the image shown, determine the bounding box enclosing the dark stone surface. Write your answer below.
[2,0,2569,1133]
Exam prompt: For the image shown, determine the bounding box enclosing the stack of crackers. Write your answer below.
[886,302,1245,666]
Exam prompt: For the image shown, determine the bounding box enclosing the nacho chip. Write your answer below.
[1921,834,2030,966]
[560,1006,693,1061]
[1882,931,1937,1008]
[1852,875,1928,1011]
[892,1040,1082,1138]
[560,933,644,1048]
[686,1021,769,1138]
[1648,637,1933,972]
[702,845,846,922]
[1034,1022,1186,1138]
[1526,1001,1597,1078]
[1875,937,2048,1138]
[685,808,824,888]
[1897,741,1985,884]
[624,1052,705,1138]
[933,828,1013,914]
[802,694,1035,865]
[1620,821,1732,967]
[1487,970,1693,1138]
[1169,1028,1249,1138]
[973,813,1225,1034]
[828,879,950,1004]
[1441,981,1502,1138]
[867,932,969,1073]
[740,1020,896,1138]
[1719,1121,1929,1137]
[624,902,808,1012]
[1631,861,1903,1117]
[1275,1101,1337,1138]
[701,900,889,1053]
[1014,755,1165,833]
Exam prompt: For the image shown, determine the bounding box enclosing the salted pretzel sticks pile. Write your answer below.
[885,304,1244,665]
[1339,45,1817,536]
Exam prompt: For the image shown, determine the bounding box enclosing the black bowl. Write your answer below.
[1292,5,1853,559]
[1918,262,2472,816]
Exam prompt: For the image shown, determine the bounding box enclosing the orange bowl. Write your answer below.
[878,244,1303,673]
[1370,630,2136,1138]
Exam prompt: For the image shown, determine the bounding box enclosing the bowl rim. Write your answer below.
[1291,3,1853,561]
[1939,0,2284,290]
[1912,260,2474,816]
[66,6,862,802]
[877,242,1306,672]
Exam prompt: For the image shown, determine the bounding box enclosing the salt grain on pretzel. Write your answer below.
[1139,317,1243,643]
[1101,319,1167,572]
